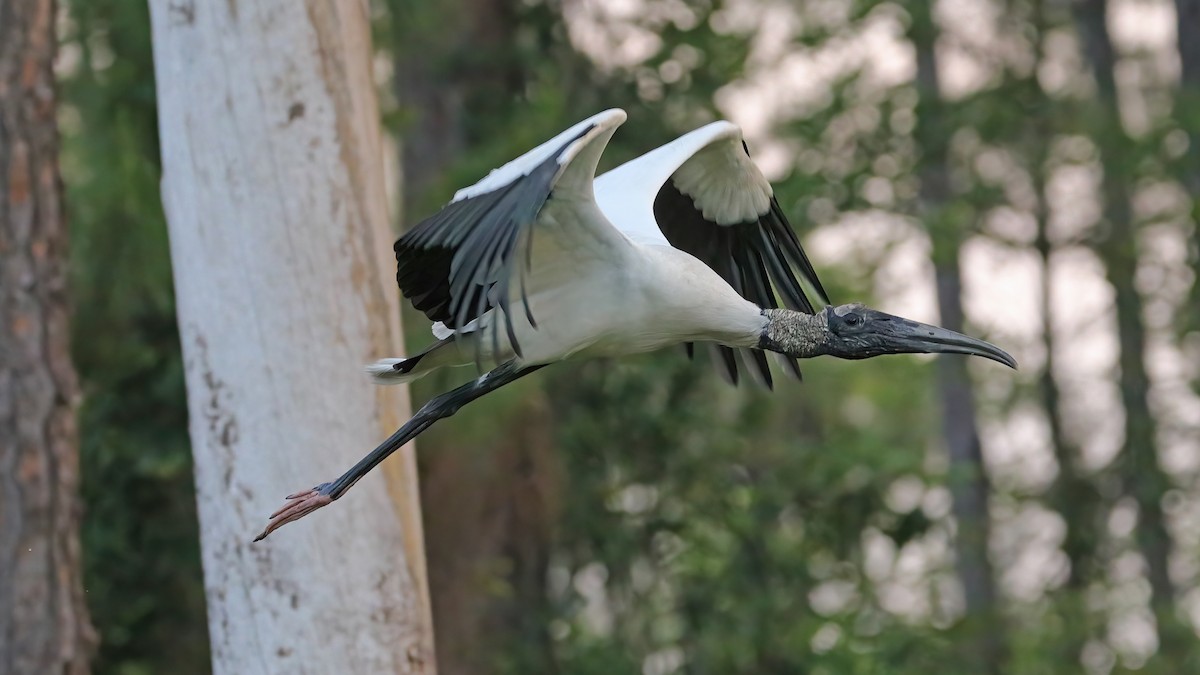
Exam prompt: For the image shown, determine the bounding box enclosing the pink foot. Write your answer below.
[254,484,334,541]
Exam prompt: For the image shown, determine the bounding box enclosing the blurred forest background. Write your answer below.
[53,0,1199,672]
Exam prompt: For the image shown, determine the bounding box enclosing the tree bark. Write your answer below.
[420,402,562,675]
[1032,117,1102,662]
[1027,0,1101,630]
[149,1,434,673]
[1173,0,1200,339]
[388,2,561,672]
[389,0,525,221]
[1073,0,1174,597]
[909,6,1005,672]
[0,0,97,672]
[1033,151,1097,591]
[1175,0,1200,88]
[1072,0,1181,660]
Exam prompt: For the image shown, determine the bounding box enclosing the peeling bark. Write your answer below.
[149,1,435,672]
[0,0,98,671]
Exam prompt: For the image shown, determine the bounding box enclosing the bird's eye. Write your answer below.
[844,314,862,326]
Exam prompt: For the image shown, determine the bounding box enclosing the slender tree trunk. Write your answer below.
[1176,0,1200,87]
[149,1,434,672]
[420,402,562,675]
[0,0,98,672]
[1174,0,1200,343]
[1033,163,1096,591]
[389,0,466,219]
[388,2,561,672]
[1032,128,1102,663]
[1072,0,1181,660]
[1025,9,1101,652]
[909,7,1005,672]
[389,0,525,220]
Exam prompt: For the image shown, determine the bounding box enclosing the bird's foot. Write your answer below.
[253,482,335,542]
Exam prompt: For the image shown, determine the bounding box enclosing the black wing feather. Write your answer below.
[395,126,594,358]
[653,145,828,386]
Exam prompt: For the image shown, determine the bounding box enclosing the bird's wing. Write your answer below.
[594,121,830,388]
[396,109,630,357]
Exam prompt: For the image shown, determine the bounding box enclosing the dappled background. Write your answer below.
[62,0,1199,673]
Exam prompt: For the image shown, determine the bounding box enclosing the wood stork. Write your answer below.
[255,109,1015,541]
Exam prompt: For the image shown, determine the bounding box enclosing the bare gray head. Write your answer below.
[758,303,1017,368]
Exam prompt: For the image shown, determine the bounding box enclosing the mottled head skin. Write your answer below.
[758,308,829,357]
[759,304,1017,368]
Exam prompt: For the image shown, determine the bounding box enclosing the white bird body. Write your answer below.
[370,109,801,385]
[400,237,766,372]
[259,108,1016,540]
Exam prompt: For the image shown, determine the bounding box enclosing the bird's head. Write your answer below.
[819,303,1016,367]
[761,304,1017,368]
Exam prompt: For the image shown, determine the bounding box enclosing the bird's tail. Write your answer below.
[365,358,427,385]
[365,337,458,385]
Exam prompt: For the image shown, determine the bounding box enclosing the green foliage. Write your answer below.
[63,0,1199,673]
[544,353,948,673]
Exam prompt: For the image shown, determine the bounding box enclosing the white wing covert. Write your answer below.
[395,109,628,358]
[595,121,830,387]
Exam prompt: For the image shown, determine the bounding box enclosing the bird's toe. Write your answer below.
[254,484,336,541]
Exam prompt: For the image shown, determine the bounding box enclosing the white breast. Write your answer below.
[457,243,767,367]
[630,245,767,346]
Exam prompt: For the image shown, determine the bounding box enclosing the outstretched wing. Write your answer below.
[396,109,629,359]
[594,121,830,388]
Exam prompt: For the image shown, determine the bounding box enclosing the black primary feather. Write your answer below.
[394,125,594,360]
[653,144,828,386]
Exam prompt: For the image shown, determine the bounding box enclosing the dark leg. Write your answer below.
[254,361,543,541]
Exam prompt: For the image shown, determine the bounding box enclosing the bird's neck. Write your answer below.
[757,308,828,358]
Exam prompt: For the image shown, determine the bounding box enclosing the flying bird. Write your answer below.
[255,109,1015,541]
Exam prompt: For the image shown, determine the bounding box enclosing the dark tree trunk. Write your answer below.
[931,262,1003,656]
[1174,0,1200,342]
[0,0,97,672]
[390,1,561,672]
[1032,128,1102,661]
[1073,0,1182,660]
[1026,8,1100,652]
[391,0,526,221]
[420,402,563,675]
[1033,161,1097,592]
[909,7,1005,672]
[1175,0,1200,200]
[1176,0,1200,88]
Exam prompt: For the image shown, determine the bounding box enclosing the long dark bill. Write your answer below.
[884,317,1018,369]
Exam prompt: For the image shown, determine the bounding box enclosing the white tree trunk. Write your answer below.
[149,1,435,672]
